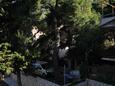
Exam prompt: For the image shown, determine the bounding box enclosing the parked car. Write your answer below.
[31,61,48,76]
[23,60,54,78]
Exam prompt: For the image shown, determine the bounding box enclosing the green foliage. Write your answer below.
[0,43,13,74]
[0,0,111,82]
[15,30,41,60]
[16,30,32,45]
[0,43,27,74]
[73,0,100,28]
[0,8,5,16]
[111,0,115,3]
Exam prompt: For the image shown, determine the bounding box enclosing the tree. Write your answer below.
[31,0,101,77]
[0,1,43,85]
[0,0,105,83]
[0,0,41,59]
[0,43,27,86]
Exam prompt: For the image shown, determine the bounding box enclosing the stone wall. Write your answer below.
[5,74,60,86]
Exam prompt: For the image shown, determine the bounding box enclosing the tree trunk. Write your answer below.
[53,23,61,80]
[17,69,22,86]
[85,51,90,78]
[53,44,59,80]
[51,0,65,81]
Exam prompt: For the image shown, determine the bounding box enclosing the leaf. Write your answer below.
[6,67,13,75]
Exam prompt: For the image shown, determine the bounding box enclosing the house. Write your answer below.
[100,16,115,29]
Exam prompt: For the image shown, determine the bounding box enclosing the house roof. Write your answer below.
[101,57,115,62]
[100,16,115,27]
